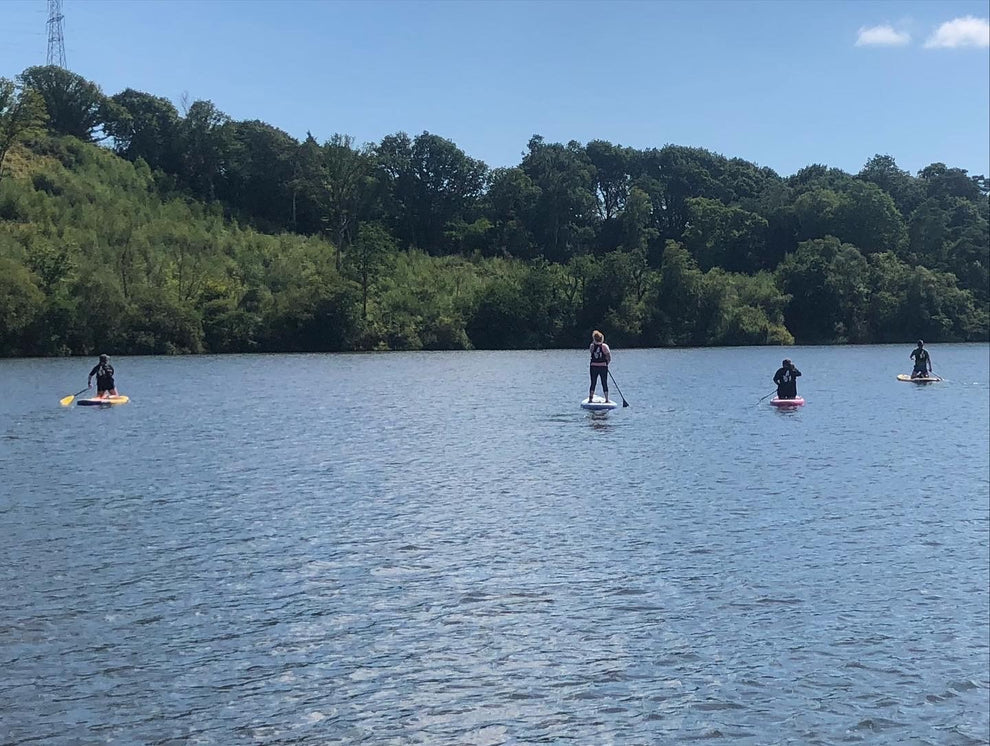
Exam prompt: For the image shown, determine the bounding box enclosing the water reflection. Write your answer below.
[771,405,803,416]
[586,411,613,430]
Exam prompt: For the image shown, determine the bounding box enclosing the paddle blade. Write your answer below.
[622,399,629,407]
[60,387,88,406]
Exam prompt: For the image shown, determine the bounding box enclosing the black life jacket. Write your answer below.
[96,363,114,382]
[591,343,606,363]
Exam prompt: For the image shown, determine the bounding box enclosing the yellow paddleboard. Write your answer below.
[77,395,130,406]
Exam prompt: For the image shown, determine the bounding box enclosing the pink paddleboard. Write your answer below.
[770,396,804,407]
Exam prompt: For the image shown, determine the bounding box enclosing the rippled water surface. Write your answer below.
[1,345,988,744]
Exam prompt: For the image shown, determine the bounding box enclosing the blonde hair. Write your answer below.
[592,330,604,343]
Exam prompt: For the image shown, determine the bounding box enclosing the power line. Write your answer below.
[46,0,66,68]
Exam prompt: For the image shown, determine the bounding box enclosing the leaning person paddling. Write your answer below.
[88,354,118,399]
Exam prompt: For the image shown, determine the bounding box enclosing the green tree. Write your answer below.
[262,281,361,352]
[787,164,856,195]
[777,237,871,343]
[793,188,844,244]
[617,187,656,253]
[443,217,492,254]
[378,131,487,254]
[943,199,989,301]
[918,162,984,203]
[65,271,129,353]
[287,133,325,234]
[905,196,990,301]
[24,234,73,292]
[907,198,948,263]
[224,120,297,228]
[201,286,261,353]
[857,154,923,216]
[373,251,480,350]
[178,99,232,201]
[521,135,598,261]
[466,261,570,349]
[321,134,380,267]
[793,184,906,255]
[724,158,780,205]
[0,258,45,354]
[586,139,634,221]
[0,78,47,184]
[465,276,526,348]
[643,145,729,238]
[724,272,793,345]
[682,197,768,272]
[644,240,704,345]
[17,66,107,141]
[345,223,396,320]
[484,167,539,257]
[867,253,986,342]
[836,181,908,254]
[122,288,203,354]
[581,250,646,345]
[103,88,181,173]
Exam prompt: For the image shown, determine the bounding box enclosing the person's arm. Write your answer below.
[773,370,782,385]
[792,367,801,377]
[87,365,98,387]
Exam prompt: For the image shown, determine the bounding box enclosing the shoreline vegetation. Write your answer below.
[1,66,987,358]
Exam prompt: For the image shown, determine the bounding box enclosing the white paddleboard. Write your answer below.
[581,396,618,411]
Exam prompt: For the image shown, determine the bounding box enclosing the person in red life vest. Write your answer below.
[588,330,612,403]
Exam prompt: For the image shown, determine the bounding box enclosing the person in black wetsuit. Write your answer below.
[772,358,801,399]
[87,354,118,398]
[910,340,933,379]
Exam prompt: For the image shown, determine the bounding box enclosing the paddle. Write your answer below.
[757,389,777,404]
[60,387,89,407]
[607,370,630,407]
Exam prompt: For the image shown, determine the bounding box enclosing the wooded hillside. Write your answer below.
[1,66,986,356]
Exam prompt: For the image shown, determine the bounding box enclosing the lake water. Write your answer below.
[1,344,988,745]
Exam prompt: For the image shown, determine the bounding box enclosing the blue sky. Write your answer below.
[2,0,988,178]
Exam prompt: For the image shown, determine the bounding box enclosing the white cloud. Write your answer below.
[924,16,990,48]
[856,24,911,47]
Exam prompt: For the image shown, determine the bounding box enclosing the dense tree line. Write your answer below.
[0,65,986,356]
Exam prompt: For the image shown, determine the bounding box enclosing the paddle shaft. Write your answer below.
[607,369,629,407]
[60,387,90,405]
